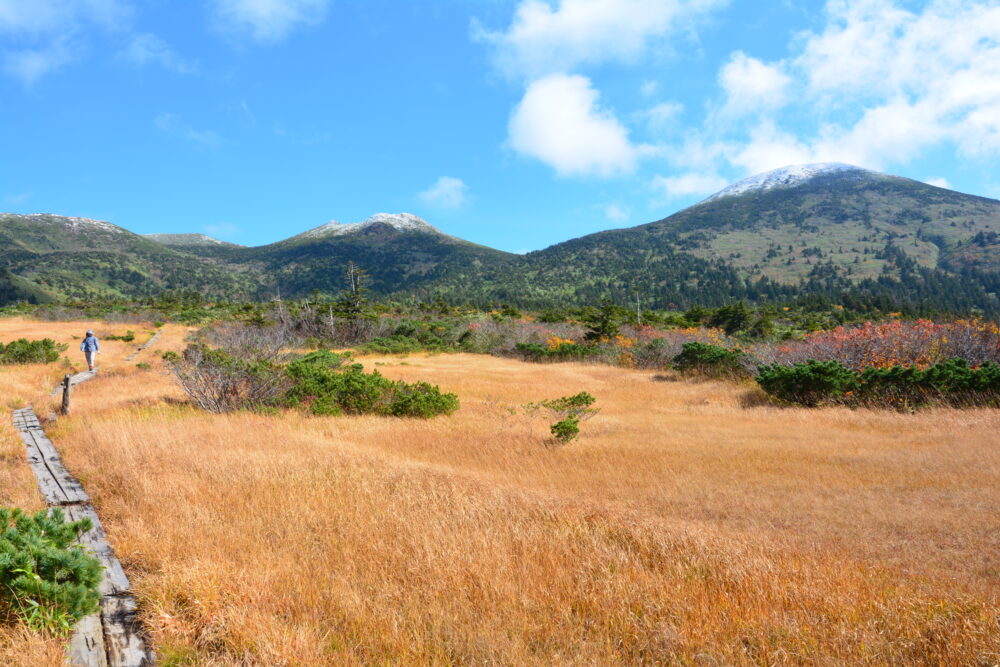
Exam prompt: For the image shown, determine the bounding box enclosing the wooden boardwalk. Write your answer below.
[13,398,154,665]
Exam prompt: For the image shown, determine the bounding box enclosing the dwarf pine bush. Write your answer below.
[524,392,599,444]
[0,508,102,635]
[756,358,1000,408]
[0,338,65,365]
[671,342,748,378]
[284,350,459,418]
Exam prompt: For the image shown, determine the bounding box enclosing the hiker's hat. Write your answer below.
[86,330,94,335]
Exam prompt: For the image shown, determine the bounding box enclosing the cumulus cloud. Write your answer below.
[651,171,728,199]
[674,0,1000,181]
[925,177,951,189]
[210,0,330,42]
[155,113,222,149]
[121,33,193,73]
[0,0,131,82]
[718,51,791,117]
[476,0,725,80]
[509,74,640,177]
[419,176,470,209]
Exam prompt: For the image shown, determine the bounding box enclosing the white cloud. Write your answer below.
[0,0,131,82]
[641,101,684,135]
[672,0,1000,181]
[476,0,725,80]
[121,33,193,73]
[925,177,951,189]
[604,203,630,222]
[210,0,330,42]
[155,113,222,149]
[651,171,728,199]
[2,40,75,83]
[0,0,131,34]
[418,176,470,209]
[204,222,239,238]
[509,74,640,177]
[718,51,790,117]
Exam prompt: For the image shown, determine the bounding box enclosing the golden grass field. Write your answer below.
[1,317,999,665]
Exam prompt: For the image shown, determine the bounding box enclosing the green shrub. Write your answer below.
[756,360,858,406]
[0,338,66,365]
[104,330,135,342]
[756,358,1000,408]
[524,392,598,444]
[671,342,747,378]
[359,335,431,354]
[550,416,580,443]
[0,508,102,635]
[284,350,458,418]
[514,342,600,362]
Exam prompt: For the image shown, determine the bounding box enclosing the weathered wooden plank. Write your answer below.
[124,331,161,362]
[63,504,132,597]
[24,428,90,505]
[68,613,108,667]
[12,408,154,666]
[101,596,154,667]
[51,369,98,397]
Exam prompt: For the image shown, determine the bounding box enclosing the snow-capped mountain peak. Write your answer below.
[704,163,872,202]
[298,212,441,239]
[25,213,126,234]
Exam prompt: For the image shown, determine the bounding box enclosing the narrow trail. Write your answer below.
[11,352,156,665]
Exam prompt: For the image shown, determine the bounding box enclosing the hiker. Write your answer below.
[81,330,100,371]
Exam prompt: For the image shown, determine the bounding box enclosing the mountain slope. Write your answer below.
[237,213,517,298]
[467,164,1000,309]
[0,213,256,301]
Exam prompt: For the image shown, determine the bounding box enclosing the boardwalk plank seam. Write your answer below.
[124,331,162,363]
[12,407,154,667]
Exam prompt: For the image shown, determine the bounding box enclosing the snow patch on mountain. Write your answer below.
[704,163,872,202]
[25,213,126,234]
[144,233,235,246]
[299,213,441,239]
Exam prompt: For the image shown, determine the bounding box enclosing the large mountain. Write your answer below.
[0,213,257,302]
[2,166,999,311]
[462,164,1000,310]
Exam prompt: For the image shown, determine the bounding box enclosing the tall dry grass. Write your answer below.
[0,317,190,664]
[50,348,1000,664]
[1,316,999,663]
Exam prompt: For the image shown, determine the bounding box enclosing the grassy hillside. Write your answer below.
[3,167,1000,312]
[0,214,256,301]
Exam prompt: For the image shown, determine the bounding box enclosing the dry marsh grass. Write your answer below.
[1,318,999,664]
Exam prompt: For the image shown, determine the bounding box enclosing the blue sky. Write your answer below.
[2,0,999,252]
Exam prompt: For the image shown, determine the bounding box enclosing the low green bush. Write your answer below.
[524,391,598,444]
[514,342,601,362]
[757,357,1000,408]
[359,335,433,354]
[756,360,858,406]
[671,342,747,378]
[0,338,66,365]
[284,350,459,418]
[104,330,135,342]
[0,508,102,635]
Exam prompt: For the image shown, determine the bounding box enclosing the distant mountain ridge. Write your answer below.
[3,164,999,311]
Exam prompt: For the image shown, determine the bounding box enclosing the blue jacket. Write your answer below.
[81,336,100,352]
